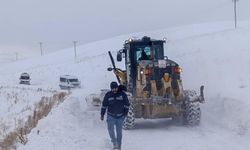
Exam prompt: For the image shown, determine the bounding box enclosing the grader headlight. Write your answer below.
[144,68,152,75]
[174,66,182,73]
[163,37,167,43]
[125,38,133,43]
[140,68,152,76]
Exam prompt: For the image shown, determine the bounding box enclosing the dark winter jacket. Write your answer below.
[101,90,130,118]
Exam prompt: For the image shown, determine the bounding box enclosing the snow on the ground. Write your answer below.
[0,22,250,149]
[0,86,57,141]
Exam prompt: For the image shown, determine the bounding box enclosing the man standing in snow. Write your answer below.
[101,81,130,150]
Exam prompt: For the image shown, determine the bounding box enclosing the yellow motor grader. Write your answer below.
[107,36,205,129]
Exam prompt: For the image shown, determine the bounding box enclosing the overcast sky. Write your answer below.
[0,0,249,55]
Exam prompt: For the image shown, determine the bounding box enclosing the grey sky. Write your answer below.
[0,0,249,55]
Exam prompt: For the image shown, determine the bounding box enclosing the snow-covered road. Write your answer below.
[18,91,250,150]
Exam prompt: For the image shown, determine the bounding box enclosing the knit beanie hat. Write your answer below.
[110,81,118,89]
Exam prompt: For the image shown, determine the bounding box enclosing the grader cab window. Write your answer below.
[137,47,151,61]
[135,44,163,62]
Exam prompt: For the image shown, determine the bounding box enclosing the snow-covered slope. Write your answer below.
[1,22,250,150]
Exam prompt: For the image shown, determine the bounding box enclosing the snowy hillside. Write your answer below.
[0,22,250,149]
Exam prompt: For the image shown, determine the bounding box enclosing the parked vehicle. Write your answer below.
[59,75,81,89]
[19,72,31,85]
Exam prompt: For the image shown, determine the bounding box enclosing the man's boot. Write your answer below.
[117,145,121,150]
[113,143,118,150]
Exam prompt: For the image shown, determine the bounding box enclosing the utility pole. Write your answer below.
[39,42,43,56]
[233,0,239,29]
[73,41,77,59]
[15,52,18,60]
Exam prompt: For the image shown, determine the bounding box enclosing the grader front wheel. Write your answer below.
[184,102,201,126]
[123,104,135,130]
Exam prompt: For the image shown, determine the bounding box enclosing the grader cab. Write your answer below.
[107,36,205,129]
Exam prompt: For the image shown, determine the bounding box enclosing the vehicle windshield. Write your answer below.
[69,79,79,82]
[135,44,163,61]
[20,76,29,79]
[136,46,150,60]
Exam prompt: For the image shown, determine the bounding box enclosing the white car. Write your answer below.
[59,75,81,89]
[19,72,31,85]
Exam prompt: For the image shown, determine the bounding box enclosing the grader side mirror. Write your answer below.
[117,51,122,62]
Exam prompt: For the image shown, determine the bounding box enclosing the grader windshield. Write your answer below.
[132,42,164,63]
